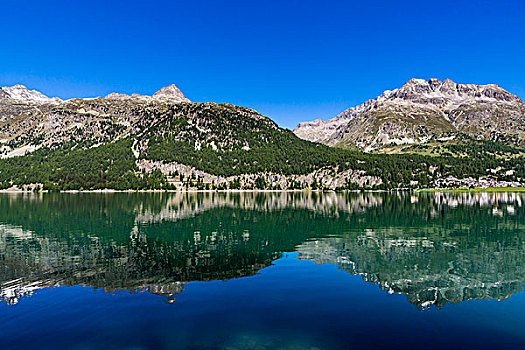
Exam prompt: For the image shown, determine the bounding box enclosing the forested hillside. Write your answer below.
[1,84,524,191]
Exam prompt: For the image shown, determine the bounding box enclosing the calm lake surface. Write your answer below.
[0,191,524,349]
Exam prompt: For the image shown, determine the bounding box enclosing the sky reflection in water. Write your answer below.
[0,191,524,349]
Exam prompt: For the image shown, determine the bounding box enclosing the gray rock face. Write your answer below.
[152,84,189,102]
[103,84,190,102]
[0,83,190,158]
[293,78,525,151]
[0,84,60,103]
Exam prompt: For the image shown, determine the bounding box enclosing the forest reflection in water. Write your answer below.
[0,190,524,308]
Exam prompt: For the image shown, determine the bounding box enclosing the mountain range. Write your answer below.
[294,78,525,152]
[0,80,524,191]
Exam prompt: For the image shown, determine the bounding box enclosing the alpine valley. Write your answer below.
[1,79,525,191]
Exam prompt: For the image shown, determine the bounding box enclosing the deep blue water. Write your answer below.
[0,192,524,349]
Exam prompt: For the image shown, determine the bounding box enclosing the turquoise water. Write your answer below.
[0,192,524,349]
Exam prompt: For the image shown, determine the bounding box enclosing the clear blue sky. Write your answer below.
[1,0,524,129]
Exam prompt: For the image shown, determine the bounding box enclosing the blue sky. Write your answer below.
[1,0,524,128]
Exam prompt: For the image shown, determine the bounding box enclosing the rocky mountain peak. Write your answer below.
[105,92,130,99]
[403,78,429,86]
[152,84,190,102]
[103,84,190,102]
[388,78,520,104]
[428,78,442,89]
[294,78,525,150]
[0,84,61,103]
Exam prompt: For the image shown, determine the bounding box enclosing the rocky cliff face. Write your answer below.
[294,78,525,151]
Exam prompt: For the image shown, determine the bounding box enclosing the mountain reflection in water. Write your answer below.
[0,191,523,308]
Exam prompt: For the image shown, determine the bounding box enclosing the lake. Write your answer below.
[0,191,524,349]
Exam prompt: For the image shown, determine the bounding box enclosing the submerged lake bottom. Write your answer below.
[0,191,524,349]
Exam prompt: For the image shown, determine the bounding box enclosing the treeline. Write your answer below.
[144,137,525,189]
[2,135,524,191]
[0,139,167,191]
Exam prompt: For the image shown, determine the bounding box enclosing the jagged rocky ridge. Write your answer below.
[294,78,525,151]
[0,83,188,154]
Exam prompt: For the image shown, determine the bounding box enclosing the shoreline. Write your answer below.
[417,187,525,193]
[0,188,371,194]
[0,189,325,194]
[1,187,525,194]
